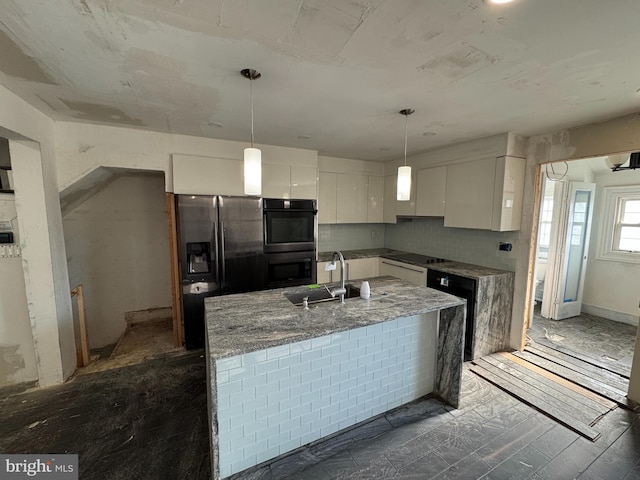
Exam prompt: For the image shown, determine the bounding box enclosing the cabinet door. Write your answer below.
[444,157,496,229]
[262,164,291,199]
[367,176,384,223]
[416,166,446,216]
[291,166,317,199]
[173,154,243,195]
[346,257,379,281]
[383,175,397,224]
[336,174,368,223]
[491,156,525,231]
[318,172,337,224]
[317,261,334,283]
[378,258,427,285]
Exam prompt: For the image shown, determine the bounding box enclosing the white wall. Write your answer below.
[63,174,172,347]
[582,168,640,325]
[0,195,37,387]
[0,84,75,388]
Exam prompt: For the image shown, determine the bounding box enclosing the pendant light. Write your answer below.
[241,68,262,196]
[397,108,414,201]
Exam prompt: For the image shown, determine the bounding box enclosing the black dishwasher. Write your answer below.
[427,269,476,361]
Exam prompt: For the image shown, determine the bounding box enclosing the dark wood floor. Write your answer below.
[2,312,640,479]
[0,351,210,480]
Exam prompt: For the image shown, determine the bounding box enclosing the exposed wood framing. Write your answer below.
[521,163,543,346]
[70,284,89,367]
[166,192,184,348]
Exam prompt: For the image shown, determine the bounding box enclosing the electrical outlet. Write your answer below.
[498,242,513,252]
[371,230,376,239]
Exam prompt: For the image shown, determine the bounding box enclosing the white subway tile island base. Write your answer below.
[205,276,465,479]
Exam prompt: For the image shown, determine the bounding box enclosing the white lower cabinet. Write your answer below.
[317,261,333,284]
[378,258,427,286]
[346,257,379,281]
[317,257,379,284]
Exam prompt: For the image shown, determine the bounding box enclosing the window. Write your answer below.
[613,198,640,252]
[598,185,640,263]
[537,180,556,259]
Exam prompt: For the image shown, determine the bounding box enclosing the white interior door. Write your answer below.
[545,182,596,320]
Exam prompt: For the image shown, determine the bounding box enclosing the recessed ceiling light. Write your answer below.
[207,121,224,128]
[485,0,515,4]
[422,132,438,137]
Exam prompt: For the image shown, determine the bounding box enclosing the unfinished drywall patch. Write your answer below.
[60,99,144,127]
[418,42,497,82]
[0,29,57,85]
[0,345,25,385]
[283,0,379,58]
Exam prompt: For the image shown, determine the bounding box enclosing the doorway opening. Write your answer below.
[525,156,639,376]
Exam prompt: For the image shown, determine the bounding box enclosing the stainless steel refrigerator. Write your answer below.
[177,195,265,349]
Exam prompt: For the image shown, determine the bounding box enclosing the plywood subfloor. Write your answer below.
[80,319,182,374]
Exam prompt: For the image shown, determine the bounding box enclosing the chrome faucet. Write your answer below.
[328,251,347,303]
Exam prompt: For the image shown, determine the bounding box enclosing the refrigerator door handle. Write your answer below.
[213,220,220,284]
[220,221,226,285]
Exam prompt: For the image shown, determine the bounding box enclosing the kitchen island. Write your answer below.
[205,276,465,479]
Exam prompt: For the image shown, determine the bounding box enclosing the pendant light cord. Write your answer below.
[404,113,408,166]
[250,76,255,148]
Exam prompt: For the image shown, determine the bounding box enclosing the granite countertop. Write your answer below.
[318,248,512,280]
[205,276,464,360]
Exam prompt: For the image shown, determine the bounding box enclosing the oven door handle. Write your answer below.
[268,257,313,265]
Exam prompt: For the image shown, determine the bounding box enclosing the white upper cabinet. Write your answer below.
[367,176,384,223]
[263,164,317,200]
[318,172,337,224]
[416,166,446,217]
[262,164,291,198]
[491,156,526,231]
[444,156,525,231]
[444,157,497,229]
[319,172,385,224]
[383,175,397,224]
[290,166,317,199]
[173,154,243,195]
[336,174,368,223]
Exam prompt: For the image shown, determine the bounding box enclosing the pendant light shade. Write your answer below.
[244,147,262,195]
[241,68,262,196]
[397,166,412,201]
[397,109,415,201]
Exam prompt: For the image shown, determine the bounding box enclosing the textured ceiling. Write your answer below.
[1,0,639,160]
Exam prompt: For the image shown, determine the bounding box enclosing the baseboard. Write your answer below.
[582,304,639,326]
[124,306,172,326]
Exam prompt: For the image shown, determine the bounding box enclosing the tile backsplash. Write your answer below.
[318,224,385,252]
[319,218,517,271]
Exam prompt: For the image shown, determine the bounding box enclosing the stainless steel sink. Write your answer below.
[284,284,360,306]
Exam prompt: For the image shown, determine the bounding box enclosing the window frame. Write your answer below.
[597,185,640,264]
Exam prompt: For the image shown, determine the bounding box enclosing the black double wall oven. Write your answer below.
[263,198,317,288]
